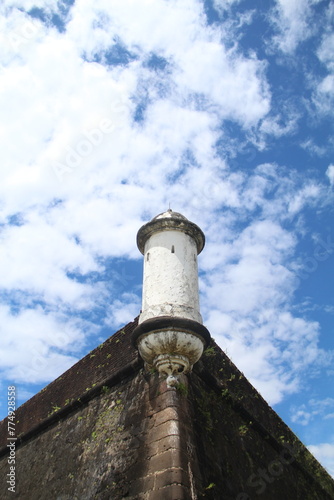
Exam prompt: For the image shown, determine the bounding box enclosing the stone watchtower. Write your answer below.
[133,209,211,386]
[0,210,333,499]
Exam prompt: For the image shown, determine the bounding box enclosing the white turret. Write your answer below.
[133,209,210,386]
[138,209,204,324]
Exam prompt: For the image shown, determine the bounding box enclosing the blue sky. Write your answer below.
[0,0,333,477]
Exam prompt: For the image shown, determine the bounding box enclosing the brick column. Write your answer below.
[128,372,200,499]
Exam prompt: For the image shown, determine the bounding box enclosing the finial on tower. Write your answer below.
[133,209,210,386]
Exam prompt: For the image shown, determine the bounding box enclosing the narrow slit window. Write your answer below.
[147,252,150,261]
[171,245,175,253]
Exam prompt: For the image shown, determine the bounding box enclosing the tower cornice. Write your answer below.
[137,211,205,255]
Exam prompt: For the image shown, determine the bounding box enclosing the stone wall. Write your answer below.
[0,318,139,446]
[0,323,333,499]
[0,369,199,499]
[189,365,334,499]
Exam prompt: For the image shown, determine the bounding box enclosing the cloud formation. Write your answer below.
[270,0,319,53]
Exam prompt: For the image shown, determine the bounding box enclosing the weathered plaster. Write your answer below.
[140,230,202,325]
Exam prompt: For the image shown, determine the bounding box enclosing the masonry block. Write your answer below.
[153,406,179,427]
[147,484,190,500]
[146,419,180,444]
[146,434,180,457]
[129,474,155,496]
[149,449,182,473]
[155,468,190,489]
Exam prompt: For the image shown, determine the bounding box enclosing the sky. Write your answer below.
[0,0,333,478]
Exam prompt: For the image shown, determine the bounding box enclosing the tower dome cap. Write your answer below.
[153,209,188,221]
[137,209,205,255]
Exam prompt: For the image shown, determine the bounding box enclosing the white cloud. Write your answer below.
[2,1,59,9]
[105,293,141,329]
[17,389,36,403]
[260,109,299,138]
[317,33,334,71]
[291,405,313,426]
[327,165,334,186]
[301,139,328,157]
[0,0,270,223]
[213,0,241,11]
[307,442,334,478]
[313,6,334,115]
[205,308,323,405]
[314,74,334,114]
[290,398,334,425]
[0,305,86,384]
[0,211,100,308]
[270,0,320,53]
[200,214,330,405]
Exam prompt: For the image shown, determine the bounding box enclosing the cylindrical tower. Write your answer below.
[133,209,210,386]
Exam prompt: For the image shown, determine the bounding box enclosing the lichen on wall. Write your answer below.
[0,372,151,499]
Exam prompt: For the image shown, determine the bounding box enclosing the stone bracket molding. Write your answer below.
[133,316,211,386]
[132,316,211,347]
